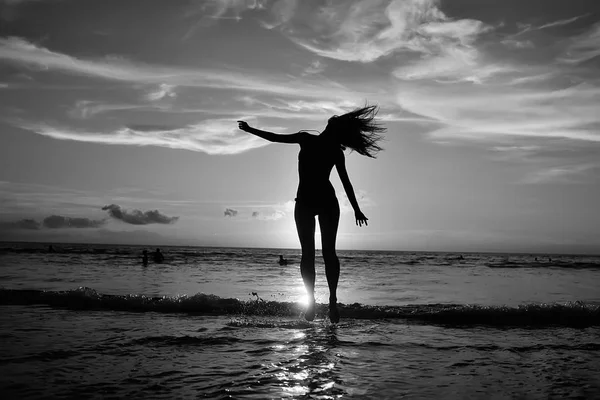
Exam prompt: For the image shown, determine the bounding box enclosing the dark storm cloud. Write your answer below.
[42,215,106,229]
[224,208,238,217]
[0,218,40,230]
[252,211,259,217]
[102,204,179,225]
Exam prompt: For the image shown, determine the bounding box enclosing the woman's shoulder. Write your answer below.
[297,131,318,139]
[297,131,318,146]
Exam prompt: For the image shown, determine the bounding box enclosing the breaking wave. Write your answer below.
[1,287,598,328]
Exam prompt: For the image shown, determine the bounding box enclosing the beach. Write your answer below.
[1,243,599,399]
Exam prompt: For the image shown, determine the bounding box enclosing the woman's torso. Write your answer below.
[296,135,341,205]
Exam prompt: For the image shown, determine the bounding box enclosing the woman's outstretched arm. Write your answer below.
[335,152,368,227]
[238,121,307,144]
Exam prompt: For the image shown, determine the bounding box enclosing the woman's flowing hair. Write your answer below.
[331,104,385,158]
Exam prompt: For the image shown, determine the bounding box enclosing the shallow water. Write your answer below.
[1,243,599,399]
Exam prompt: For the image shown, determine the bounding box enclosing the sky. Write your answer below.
[1,0,599,254]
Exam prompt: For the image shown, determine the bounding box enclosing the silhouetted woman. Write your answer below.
[238,105,385,323]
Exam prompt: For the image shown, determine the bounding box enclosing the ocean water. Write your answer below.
[1,242,599,399]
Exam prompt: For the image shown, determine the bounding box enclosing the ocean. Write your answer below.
[1,242,599,399]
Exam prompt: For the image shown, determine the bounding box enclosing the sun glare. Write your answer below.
[299,294,309,308]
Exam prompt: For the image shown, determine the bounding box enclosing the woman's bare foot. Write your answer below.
[305,298,316,321]
[329,302,339,324]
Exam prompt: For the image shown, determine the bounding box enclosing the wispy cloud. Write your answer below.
[251,210,286,220]
[102,204,179,225]
[500,39,534,49]
[15,118,271,155]
[263,0,508,84]
[559,22,600,64]
[42,215,106,229]
[396,83,600,143]
[67,100,164,119]
[489,145,543,162]
[513,14,589,37]
[227,200,294,220]
[146,83,177,101]
[262,0,298,28]
[520,163,597,184]
[537,14,589,30]
[277,0,493,74]
[183,0,271,37]
[303,59,326,75]
[0,36,358,100]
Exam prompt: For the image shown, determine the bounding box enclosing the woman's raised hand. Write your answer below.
[355,210,368,227]
[237,121,250,132]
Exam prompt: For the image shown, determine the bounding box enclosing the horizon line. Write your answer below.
[1,240,598,257]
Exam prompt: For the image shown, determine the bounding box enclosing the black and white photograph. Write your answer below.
[1,0,599,398]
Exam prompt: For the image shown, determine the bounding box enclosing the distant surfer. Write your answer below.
[142,250,149,266]
[239,105,384,323]
[153,248,164,263]
[278,255,288,266]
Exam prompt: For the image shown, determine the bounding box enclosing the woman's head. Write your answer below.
[323,104,385,158]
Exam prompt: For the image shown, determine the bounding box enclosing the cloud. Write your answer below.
[146,83,176,101]
[489,145,543,162]
[16,118,271,155]
[303,59,326,75]
[277,0,493,71]
[520,163,598,184]
[536,15,589,30]
[224,202,292,220]
[252,209,285,220]
[42,215,106,229]
[392,17,506,83]
[0,218,40,230]
[246,200,294,220]
[395,82,600,143]
[224,208,238,217]
[393,47,511,84]
[264,0,507,84]
[501,39,534,49]
[264,0,298,28]
[559,22,600,64]
[0,36,356,100]
[102,204,179,225]
[183,0,270,36]
[68,100,171,119]
[513,14,589,37]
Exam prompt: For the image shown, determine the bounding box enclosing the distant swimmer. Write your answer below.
[239,104,384,324]
[142,250,149,266]
[153,248,164,263]
[48,245,55,253]
[278,255,288,266]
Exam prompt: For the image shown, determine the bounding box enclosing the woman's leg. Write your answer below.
[294,202,316,321]
[318,200,341,323]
